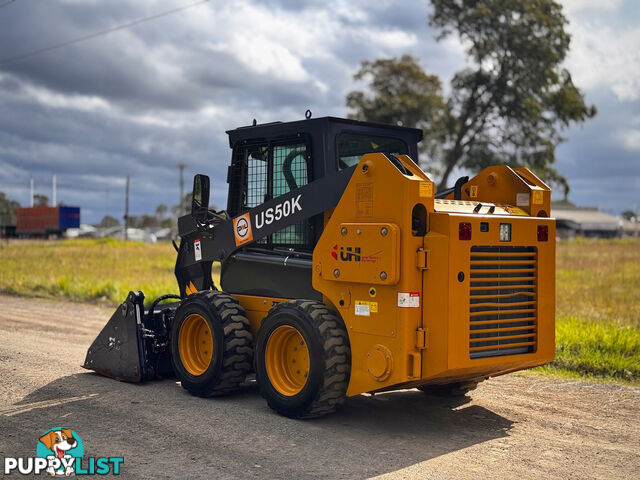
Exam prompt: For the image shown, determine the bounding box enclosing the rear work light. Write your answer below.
[459,222,472,240]
[537,225,549,241]
[499,223,511,242]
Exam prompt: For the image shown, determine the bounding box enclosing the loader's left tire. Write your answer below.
[255,300,350,419]
[170,291,253,397]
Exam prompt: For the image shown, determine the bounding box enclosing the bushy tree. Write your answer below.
[99,215,120,228]
[0,191,20,215]
[171,193,193,217]
[33,194,48,206]
[155,204,168,219]
[347,0,596,194]
[346,55,450,167]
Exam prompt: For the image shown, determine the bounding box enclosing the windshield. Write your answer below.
[337,132,409,170]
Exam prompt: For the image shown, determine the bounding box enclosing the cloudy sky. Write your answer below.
[0,0,638,224]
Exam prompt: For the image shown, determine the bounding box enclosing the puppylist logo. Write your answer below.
[3,427,124,476]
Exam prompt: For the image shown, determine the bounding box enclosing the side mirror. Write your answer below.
[191,174,210,217]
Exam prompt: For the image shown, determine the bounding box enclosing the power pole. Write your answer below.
[175,163,187,214]
[124,176,130,241]
[52,174,57,206]
[30,176,34,207]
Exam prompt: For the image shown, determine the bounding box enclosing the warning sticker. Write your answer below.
[398,292,420,308]
[194,238,202,262]
[516,192,530,207]
[419,182,433,198]
[355,300,378,316]
[532,190,544,205]
[355,183,374,218]
[469,185,479,198]
[355,303,370,316]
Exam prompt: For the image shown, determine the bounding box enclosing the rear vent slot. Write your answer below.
[469,246,537,359]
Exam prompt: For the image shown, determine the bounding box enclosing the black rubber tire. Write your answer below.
[255,300,351,419]
[417,381,479,397]
[170,291,253,397]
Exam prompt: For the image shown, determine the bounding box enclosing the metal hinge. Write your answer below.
[416,248,429,270]
[416,328,427,350]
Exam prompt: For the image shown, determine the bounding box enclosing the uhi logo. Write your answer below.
[331,245,381,263]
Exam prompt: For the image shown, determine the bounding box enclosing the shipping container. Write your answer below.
[16,206,80,236]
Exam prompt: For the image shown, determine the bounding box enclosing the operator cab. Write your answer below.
[221,116,422,299]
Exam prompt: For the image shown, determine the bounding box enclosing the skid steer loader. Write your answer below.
[84,115,555,418]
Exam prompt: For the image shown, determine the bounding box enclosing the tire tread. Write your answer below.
[183,291,253,397]
[260,300,351,419]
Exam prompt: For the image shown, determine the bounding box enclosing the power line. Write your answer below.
[0,0,209,66]
[0,1,16,10]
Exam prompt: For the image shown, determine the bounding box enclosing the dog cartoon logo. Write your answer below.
[37,428,84,476]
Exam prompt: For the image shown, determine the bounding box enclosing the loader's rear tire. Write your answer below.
[255,300,350,419]
[170,291,253,397]
[418,381,479,397]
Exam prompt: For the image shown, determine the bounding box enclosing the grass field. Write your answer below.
[0,238,220,304]
[1,237,638,384]
[539,238,640,383]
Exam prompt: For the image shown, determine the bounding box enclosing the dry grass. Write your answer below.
[0,238,219,305]
[542,238,640,383]
[556,238,640,326]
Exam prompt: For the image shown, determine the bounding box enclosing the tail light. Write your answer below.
[537,225,549,242]
[459,222,471,240]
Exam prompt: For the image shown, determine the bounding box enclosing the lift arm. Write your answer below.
[174,165,356,297]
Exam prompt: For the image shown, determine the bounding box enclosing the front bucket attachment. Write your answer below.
[84,291,154,382]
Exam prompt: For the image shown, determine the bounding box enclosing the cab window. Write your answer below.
[338,132,409,170]
[238,139,310,247]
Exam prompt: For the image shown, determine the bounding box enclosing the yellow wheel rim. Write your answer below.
[178,313,213,376]
[265,325,310,396]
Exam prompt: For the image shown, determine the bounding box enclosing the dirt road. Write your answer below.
[0,295,638,479]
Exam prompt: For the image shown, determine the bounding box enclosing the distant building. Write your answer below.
[0,212,16,238]
[621,219,640,238]
[551,206,623,239]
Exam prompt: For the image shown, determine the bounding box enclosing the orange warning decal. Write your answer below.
[233,212,253,246]
[532,190,544,205]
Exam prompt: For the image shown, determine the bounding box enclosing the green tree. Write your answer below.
[155,204,168,219]
[621,210,638,222]
[0,192,20,227]
[346,55,450,167]
[347,0,596,194]
[99,215,120,228]
[160,218,174,228]
[0,191,20,214]
[33,194,48,206]
[171,193,193,217]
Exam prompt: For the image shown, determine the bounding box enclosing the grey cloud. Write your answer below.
[0,0,637,223]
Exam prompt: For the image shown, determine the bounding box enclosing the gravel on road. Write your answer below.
[1,295,638,479]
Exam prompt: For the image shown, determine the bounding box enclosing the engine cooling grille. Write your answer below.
[469,246,537,359]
